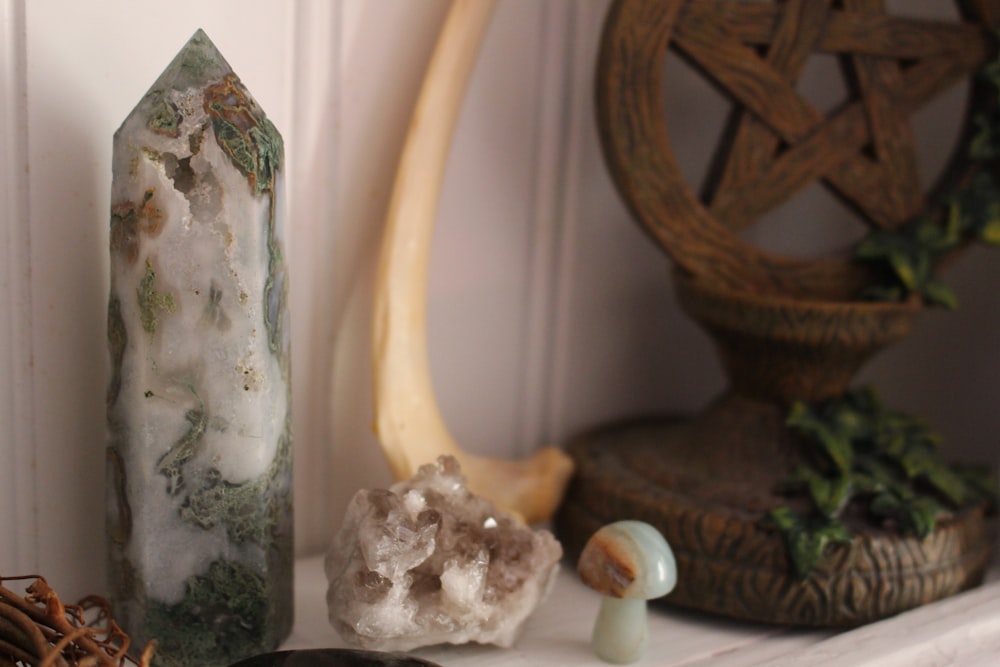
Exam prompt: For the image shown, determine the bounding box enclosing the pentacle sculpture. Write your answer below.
[106,29,292,666]
[325,456,562,651]
[557,1,999,626]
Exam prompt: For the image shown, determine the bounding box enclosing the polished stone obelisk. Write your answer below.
[106,30,292,666]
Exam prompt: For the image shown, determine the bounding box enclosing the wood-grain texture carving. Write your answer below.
[557,0,999,627]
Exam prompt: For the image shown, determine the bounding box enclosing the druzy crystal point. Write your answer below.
[106,29,292,666]
[325,456,562,651]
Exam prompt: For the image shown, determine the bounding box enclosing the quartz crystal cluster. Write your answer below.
[325,456,562,651]
[106,30,292,666]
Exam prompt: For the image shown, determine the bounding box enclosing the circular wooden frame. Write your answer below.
[596,0,996,299]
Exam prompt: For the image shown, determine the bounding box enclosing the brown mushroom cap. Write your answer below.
[577,520,677,599]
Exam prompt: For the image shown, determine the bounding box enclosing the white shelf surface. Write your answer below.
[285,547,1000,666]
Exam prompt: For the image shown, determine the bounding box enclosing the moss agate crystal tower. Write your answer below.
[106,30,292,666]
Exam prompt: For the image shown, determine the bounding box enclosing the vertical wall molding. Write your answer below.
[517,0,577,452]
[0,0,38,572]
[532,1,609,444]
[287,0,342,554]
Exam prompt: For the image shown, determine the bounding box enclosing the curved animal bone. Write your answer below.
[372,0,574,524]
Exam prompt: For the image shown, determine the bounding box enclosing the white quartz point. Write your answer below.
[578,521,677,664]
[324,456,562,651]
[107,28,292,667]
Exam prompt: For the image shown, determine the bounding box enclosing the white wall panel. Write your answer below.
[431,0,568,457]
[284,0,342,564]
[541,0,726,437]
[326,0,451,555]
[0,0,37,574]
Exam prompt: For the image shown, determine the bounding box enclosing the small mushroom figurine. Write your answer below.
[578,520,677,664]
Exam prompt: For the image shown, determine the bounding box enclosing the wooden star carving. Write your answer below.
[597,0,997,291]
[681,0,992,232]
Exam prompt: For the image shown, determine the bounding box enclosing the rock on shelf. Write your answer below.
[106,29,292,667]
[325,456,562,651]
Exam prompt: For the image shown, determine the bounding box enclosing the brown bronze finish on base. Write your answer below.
[555,412,993,627]
[555,270,995,627]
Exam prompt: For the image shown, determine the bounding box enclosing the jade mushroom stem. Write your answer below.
[593,596,649,664]
[577,521,677,664]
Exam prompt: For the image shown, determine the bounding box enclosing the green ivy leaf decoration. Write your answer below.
[913,212,959,253]
[969,113,1000,160]
[981,218,1000,245]
[921,278,958,309]
[869,493,943,539]
[768,387,997,578]
[787,466,851,518]
[952,464,1000,509]
[855,220,956,307]
[955,172,1000,240]
[786,403,854,473]
[898,442,971,506]
[853,454,909,497]
[766,507,853,580]
[855,38,1000,304]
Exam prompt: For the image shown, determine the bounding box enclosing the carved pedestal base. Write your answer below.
[555,397,994,627]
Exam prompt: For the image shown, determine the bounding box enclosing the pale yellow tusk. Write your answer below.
[372,0,574,524]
